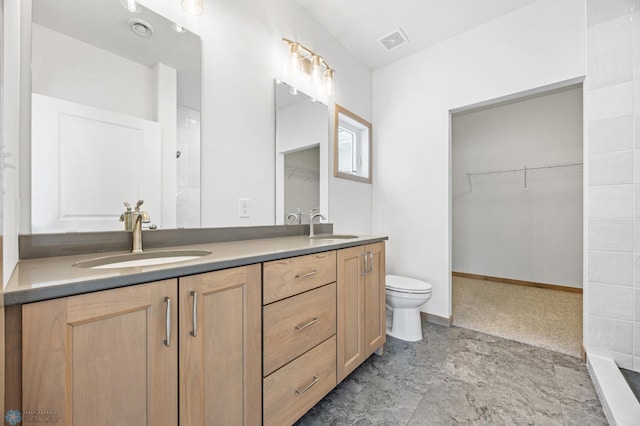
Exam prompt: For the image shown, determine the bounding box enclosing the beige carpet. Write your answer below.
[452,276,583,358]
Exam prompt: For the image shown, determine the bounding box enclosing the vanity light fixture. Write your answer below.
[282,38,335,98]
[181,0,203,16]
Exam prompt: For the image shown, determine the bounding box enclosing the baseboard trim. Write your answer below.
[581,345,587,364]
[421,311,452,327]
[452,271,583,294]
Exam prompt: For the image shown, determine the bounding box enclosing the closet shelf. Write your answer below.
[464,161,582,192]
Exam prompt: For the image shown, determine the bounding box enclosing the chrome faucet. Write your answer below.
[287,208,302,225]
[309,210,326,238]
[131,200,150,253]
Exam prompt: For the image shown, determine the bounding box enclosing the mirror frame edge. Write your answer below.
[333,104,372,184]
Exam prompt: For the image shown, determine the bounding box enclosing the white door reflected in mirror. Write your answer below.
[334,105,372,184]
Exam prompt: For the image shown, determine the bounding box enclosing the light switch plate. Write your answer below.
[239,198,250,218]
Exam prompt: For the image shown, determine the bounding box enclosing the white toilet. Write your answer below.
[385,275,432,342]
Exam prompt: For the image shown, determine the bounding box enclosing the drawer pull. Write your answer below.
[295,317,319,330]
[190,291,198,337]
[295,376,319,395]
[163,297,171,346]
[295,270,319,279]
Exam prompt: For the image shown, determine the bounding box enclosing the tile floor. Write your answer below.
[297,323,607,425]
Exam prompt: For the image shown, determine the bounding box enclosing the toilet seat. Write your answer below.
[386,275,432,295]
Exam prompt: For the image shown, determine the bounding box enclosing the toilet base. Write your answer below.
[386,307,423,342]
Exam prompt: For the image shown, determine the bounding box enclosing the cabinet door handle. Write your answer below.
[369,252,374,273]
[295,317,319,330]
[362,252,368,275]
[190,291,198,337]
[295,376,319,395]
[163,297,171,347]
[295,270,318,279]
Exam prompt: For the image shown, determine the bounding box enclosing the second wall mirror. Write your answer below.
[334,105,372,184]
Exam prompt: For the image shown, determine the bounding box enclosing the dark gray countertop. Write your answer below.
[5,234,387,305]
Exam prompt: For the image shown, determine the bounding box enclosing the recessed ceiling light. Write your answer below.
[378,28,409,51]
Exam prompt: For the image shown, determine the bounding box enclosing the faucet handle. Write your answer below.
[124,202,131,211]
[135,200,144,211]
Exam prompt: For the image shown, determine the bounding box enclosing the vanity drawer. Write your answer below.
[263,335,337,426]
[263,283,336,376]
[263,251,336,304]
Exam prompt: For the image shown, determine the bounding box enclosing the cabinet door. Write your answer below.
[22,279,178,426]
[179,265,261,426]
[336,246,365,383]
[364,242,386,357]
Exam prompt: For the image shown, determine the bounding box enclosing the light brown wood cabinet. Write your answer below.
[337,242,386,383]
[18,241,386,426]
[179,265,262,426]
[22,279,179,425]
[21,264,261,426]
[262,252,338,426]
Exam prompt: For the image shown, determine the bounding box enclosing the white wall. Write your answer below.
[372,0,586,319]
[452,87,583,288]
[31,24,154,120]
[4,0,373,276]
[135,0,372,229]
[585,0,640,372]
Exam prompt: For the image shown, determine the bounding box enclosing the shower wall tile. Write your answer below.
[589,219,633,251]
[588,15,633,89]
[589,283,633,320]
[635,323,640,356]
[587,0,633,27]
[589,250,633,285]
[588,315,634,353]
[635,356,640,372]
[589,150,633,185]
[635,288,640,320]
[589,184,633,217]
[633,220,640,251]
[588,82,633,120]
[589,115,632,153]
[634,254,640,286]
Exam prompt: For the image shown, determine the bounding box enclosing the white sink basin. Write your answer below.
[73,249,212,269]
[309,234,358,240]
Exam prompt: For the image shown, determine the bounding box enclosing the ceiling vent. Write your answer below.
[378,28,409,51]
[128,18,155,38]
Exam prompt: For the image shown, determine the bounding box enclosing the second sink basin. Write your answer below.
[309,234,358,240]
[73,249,212,269]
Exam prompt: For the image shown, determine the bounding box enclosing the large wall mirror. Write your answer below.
[275,81,329,225]
[334,104,372,184]
[30,0,201,233]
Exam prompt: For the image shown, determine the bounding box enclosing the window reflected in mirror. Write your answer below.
[334,105,372,184]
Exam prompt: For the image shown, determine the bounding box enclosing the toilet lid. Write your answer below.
[386,275,432,294]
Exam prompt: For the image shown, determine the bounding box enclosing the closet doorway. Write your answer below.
[450,84,584,357]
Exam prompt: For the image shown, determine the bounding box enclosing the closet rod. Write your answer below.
[466,161,582,177]
[464,161,582,192]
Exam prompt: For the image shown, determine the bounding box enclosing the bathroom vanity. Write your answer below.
[4,233,386,425]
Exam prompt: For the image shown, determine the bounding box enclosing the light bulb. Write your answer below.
[182,0,203,16]
[311,55,323,85]
[289,43,301,76]
[324,69,335,97]
[121,0,142,13]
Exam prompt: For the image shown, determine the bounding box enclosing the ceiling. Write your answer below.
[294,0,538,70]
